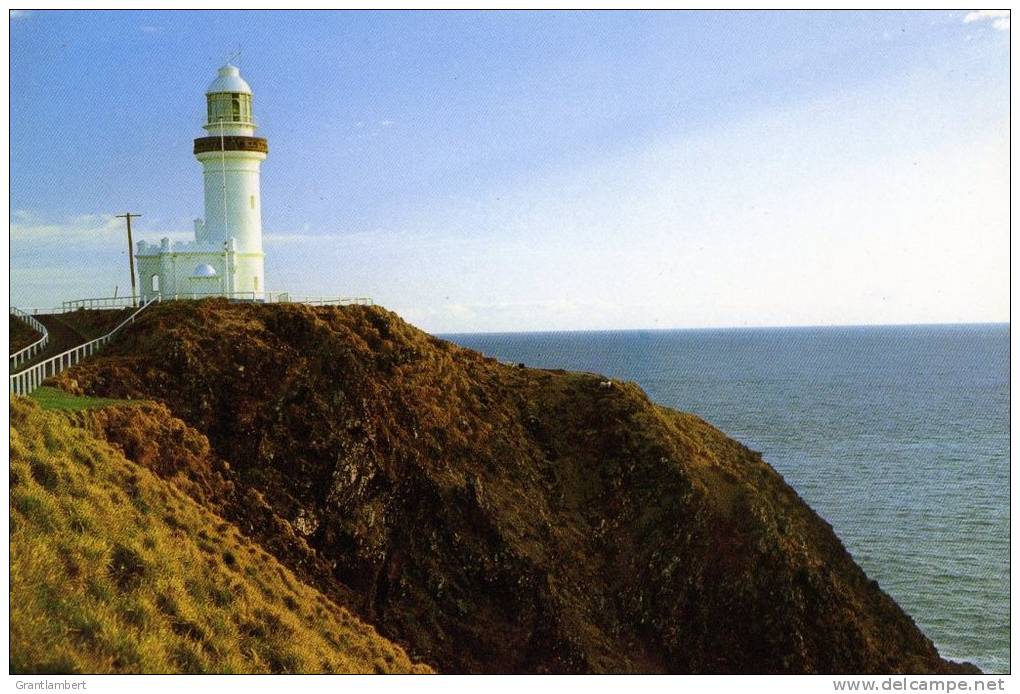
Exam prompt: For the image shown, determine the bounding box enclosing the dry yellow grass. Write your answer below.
[9,397,431,674]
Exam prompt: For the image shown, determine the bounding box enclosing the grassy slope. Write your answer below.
[29,386,144,412]
[9,397,431,674]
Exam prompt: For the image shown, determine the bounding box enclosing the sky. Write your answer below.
[9,10,1010,332]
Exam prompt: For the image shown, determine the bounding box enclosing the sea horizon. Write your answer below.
[439,320,1009,338]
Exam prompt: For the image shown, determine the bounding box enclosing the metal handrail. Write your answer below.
[281,296,374,306]
[15,307,65,316]
[160,291,263,302]
[10,307,50,369]
[10,295,162,396]
[62,295,142,311]
[51,291,373,313]
[151,292,373,306]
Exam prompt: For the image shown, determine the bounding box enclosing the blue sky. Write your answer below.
[9,10,1010,332]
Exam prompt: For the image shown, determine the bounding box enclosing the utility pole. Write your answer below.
[115,213,141,307]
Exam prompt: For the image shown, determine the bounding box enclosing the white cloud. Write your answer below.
[263,232,331,244]
[10,211,191,246]
[10,9,30,20]
[964,10,1009,21]
[963,10,1010,30]
[11,213,122,242]
[10,212,194,308]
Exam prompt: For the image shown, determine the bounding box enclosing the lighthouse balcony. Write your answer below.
[193,135,268,155]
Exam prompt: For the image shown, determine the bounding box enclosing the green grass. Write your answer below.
[29,387,144,412]
[10,397,432,674]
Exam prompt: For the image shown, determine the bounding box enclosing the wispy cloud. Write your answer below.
[10,9,30,20]
[11,211,190,245]
[263,232,323,243]
[963,10,1010,30]
[12,212,122,242]
[263,226,424,247]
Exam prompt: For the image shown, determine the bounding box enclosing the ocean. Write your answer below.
[443,323,1009,674]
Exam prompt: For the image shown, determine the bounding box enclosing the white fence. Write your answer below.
[281,296,374,306]
[9,296,162,396]
[10,307,50,370]
[60,292,374,309]
[61,296,141,311]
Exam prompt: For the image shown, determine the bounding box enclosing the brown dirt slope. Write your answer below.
[54,299,979,674]
[10,315,42,354]
[57,308,135,340]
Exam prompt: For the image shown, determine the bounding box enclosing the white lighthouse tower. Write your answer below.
[195,63,267,296]
[136,63,268,300]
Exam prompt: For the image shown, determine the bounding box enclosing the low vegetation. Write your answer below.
[9,397,430,674]
[10,316,42,354]
[57,308,134,340]
[29,386,143,412]
[48,299,977,674]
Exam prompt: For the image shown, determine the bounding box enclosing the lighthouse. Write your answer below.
[136,63,268,300]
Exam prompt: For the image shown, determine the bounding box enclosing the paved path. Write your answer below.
[15,314,90,371]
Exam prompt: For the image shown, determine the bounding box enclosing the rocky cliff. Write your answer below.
[47,299,977,674]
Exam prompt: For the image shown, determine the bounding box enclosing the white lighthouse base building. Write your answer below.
[135,233,265,300]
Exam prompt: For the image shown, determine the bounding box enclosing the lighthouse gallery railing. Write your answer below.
[9,295,162,396]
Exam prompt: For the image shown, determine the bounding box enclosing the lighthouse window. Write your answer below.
[208,93,234,125]
[151,274,160,292]
[249,195,255,210]
[205,90,252,126]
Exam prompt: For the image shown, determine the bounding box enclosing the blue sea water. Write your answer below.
[443,324,1010,673]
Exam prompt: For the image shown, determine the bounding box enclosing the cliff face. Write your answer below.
[53,299,976,674]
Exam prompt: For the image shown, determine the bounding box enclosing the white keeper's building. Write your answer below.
[136,63,268,301]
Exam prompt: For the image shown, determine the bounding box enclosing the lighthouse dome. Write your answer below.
[206,64,251,95]
[192,263,218,277]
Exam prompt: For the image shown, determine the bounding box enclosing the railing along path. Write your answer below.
[58,292,373,312]
[9,296,162,396]
[9,307,50,370]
